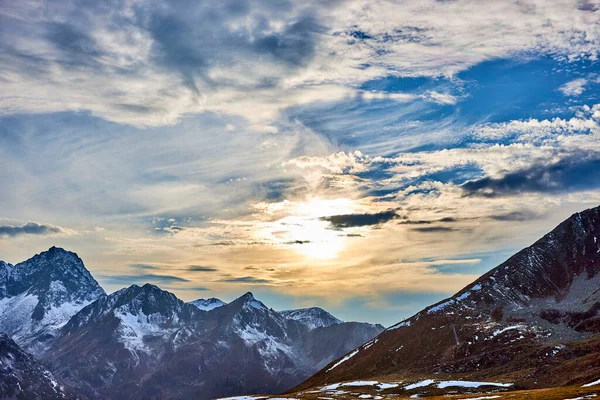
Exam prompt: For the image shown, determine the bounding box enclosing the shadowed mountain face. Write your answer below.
[0,333,81,400]
[0,247,105,354]
[293,206,600,394]
[45,288,382,399]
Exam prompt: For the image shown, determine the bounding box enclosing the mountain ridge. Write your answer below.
[291,205,600,396]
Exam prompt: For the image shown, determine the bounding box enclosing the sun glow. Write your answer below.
[256,198,357,260]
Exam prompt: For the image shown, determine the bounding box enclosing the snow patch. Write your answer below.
[378,382,400,390]
[427,284,482,314]
[326,349,359,372]
[189,298,225,311]
[388,320,411,330]
[436,380,513,389]
[404,380,435,390]
[583,378,600,387]
[116,310,176,353]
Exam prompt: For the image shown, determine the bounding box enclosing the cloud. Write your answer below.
[559,78,588,96]
[320,210,398,228]
[168,286,210,291]
[188,265,218,272]
[129,263,161,270]
[411,226,457,233]
[0,221,74,237]
[101,274,191,286]
[461,154,600,197]
[489,211,539,221]
[1,0,600,126]
[220,276,272,284]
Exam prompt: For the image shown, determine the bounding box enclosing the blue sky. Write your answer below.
[1,0,600,326]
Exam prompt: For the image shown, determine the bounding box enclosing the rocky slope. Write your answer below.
[0,333,82,400]
[0,247,105,354]
[292,205,600,397]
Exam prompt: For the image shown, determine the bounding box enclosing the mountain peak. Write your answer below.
[0,248,105,354]
[281,307,343,330]
[241,291,255,300]
[189,297,226,311]
[40,246,79,261]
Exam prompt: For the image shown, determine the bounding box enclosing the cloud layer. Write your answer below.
[1,0,599,128]
[1,0,600,326]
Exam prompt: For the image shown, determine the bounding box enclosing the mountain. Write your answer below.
[291,205,600,397]
[0,333,82,400]
[280,307,342,330]
[43,287,383,399]
[46,283,207,399]
[189,297,226,311]
[0,247,105,354]
[0,247,382,399]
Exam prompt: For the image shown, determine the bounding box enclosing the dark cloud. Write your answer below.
[398,219,433,225]
[489,211,538,221]
[321,210,398,228]
[165,286,210,291]
[130,263,161,270]
[0,222,67,237]
[144,2,324,94]
[461,155,600,197]
[284,240,311,245]
[45,22,102,65]
[220,276,271,284]
[412,226,457,233]
[102,274,191,286]
[188,265,218,272]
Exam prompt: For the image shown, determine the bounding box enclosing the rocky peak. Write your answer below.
[238,292,268,310]
[8,247,105,303]
[0,247,106,354]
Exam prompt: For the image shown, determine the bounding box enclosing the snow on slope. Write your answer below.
[280,307,342,330]
[0,247,105,354]
[189,297,226,311]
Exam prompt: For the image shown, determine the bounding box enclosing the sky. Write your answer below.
[1,0,600,326]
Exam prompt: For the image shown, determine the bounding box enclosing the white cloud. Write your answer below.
[0,0,599,126]
[559,78,588,96]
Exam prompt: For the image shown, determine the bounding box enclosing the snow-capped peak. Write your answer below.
[189,297,226,311]
[280,307,343,330]
[0,247,105,354]
[238,292,267,311]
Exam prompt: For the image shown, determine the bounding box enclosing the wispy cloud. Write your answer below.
[1,0,599,127]
[220,276,272,284]
[188,265,218,272]
[559,78,588,96]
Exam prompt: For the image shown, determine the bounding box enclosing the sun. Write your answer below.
[258,198,357,260]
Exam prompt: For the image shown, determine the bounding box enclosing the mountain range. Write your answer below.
[0,247,382,399]
[4,205,600,399]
